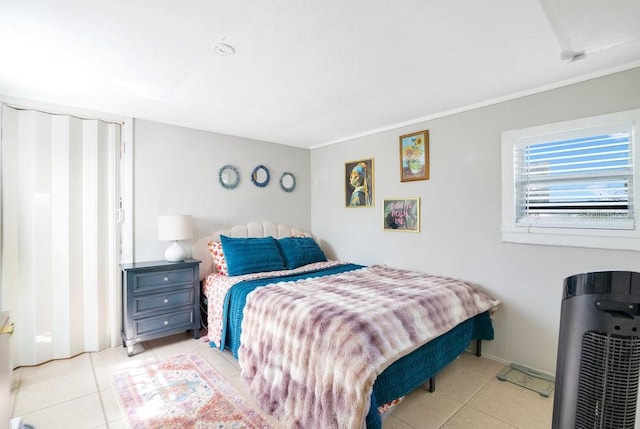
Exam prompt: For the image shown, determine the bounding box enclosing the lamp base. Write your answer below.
[164,241,186,262]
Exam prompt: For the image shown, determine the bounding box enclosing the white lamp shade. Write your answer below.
[158,215,193,241]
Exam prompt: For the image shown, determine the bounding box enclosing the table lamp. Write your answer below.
[158,215,193,261]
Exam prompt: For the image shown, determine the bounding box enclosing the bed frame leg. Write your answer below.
[424,340,482,394]
[428,376,435,393]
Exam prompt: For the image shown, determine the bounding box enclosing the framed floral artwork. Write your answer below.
[399,130,429,182]
[345,158,374,207]
[383,198,420,232]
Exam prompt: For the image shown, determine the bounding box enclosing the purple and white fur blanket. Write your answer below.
[238,265,501,429]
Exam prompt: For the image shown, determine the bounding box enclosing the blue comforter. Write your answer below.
[214,264,494,429]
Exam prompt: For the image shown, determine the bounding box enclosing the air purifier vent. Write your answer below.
[576,331,640,429]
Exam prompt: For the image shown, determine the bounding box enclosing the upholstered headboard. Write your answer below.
[192,221,311,281]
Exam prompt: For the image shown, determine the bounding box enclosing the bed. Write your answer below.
[192,222,500,429]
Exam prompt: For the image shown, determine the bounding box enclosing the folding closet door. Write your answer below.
[1,105,121,366]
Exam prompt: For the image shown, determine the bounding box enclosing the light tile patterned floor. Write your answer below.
[9,332,553,428]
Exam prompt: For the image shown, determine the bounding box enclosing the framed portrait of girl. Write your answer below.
[345,158,374,207]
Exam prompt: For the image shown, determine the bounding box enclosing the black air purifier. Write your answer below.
[553,271,640,429]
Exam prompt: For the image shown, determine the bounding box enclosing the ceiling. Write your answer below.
[1,1,639,149]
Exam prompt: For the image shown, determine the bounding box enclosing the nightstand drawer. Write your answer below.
[132,268,195,293]
[134,290,194,315]
[135,309,194,336]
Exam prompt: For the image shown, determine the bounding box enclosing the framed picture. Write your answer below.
[345,158,374,207]
[383,198,420,232]
[400,130,429,182]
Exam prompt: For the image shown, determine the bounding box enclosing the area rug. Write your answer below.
[111,352,273,428]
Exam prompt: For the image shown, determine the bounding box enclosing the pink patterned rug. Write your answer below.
[111,352,273,429]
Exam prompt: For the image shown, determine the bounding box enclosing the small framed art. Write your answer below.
[383,198,420,232]
[345,158,374,207]
[400,130,429,182]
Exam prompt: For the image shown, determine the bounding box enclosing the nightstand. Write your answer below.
[121,258,201,356]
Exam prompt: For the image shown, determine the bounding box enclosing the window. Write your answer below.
[516,125,633,229]
[502,109,640,250]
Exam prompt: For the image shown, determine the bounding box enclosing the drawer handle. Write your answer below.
[164,320,169,325]
[163,276,169,282]
[164,298,169,304]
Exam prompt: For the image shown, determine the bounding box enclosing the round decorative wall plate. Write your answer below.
[251,165,270,187]
[280,172,296,192]
[218,165,240,189]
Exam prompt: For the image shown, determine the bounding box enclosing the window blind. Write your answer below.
[515,127,634,229]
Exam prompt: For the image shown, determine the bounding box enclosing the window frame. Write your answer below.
[501,108,640,251]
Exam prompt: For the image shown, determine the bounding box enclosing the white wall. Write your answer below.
[132,119,311,262]
[310,67,640,374]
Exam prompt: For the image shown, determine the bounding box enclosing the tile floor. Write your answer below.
[8,331,553,429]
